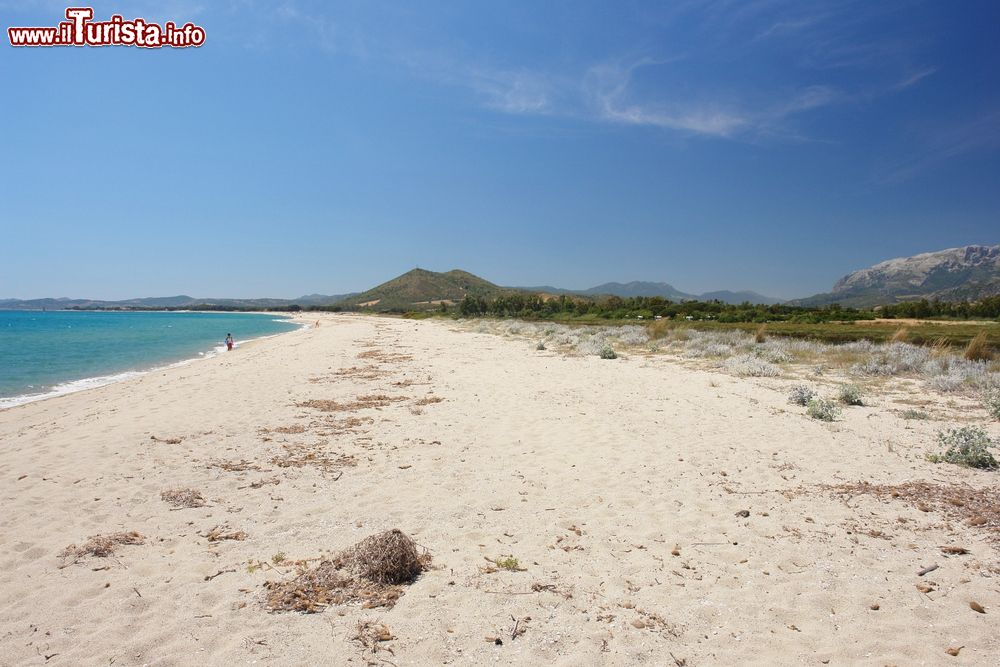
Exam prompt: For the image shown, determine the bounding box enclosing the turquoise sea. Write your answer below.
[0,311,299,407]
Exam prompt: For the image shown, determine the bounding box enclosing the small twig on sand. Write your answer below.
[205,568,236,582]
[132,587,142,598]
[918,564,939,577]
[510,615,520,640]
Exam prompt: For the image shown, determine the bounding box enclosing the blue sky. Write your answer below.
[1,0,998,300]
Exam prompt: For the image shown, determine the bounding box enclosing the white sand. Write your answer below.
[1,313,997,665]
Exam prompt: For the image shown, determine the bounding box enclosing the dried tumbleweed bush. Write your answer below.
[161,488,207,508]
[828,481,1000,539]
[343,529,428,584]
[265,529,430,613]
[298,394,408,413]
[60,531,144,565]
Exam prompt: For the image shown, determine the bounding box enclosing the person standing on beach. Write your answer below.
[225,333,234,351]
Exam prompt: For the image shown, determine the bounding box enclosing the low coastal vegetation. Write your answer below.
[466,317,1000,448]
[469,319,999,393]
[806,397,842,422]
[927,426,998,469]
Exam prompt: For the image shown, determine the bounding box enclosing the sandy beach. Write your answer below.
[1,313,997,666]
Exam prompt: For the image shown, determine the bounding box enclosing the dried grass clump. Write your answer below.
[60,531,144,564]
[965,331,993,362]
[265,529,429,613]
[828,481,1000,539]
[891,327,910,344]
[161,488,206,508]
[754,324,767,344]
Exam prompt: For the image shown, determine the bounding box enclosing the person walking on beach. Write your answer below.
[225,333,234,351]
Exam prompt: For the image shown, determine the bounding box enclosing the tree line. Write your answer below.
[456,293,1000,323]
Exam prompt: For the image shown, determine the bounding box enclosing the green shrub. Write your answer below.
[495,556,523,571]
[927,426,997,469]
[984,387,1000,420]
[788,385,816,406]
[901,409,929,420]
[599,346,617,359]
[837,383,864,406]
[536,341,546,351]
[807,397,841,422]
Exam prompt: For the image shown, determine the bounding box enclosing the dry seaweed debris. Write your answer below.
[207,459,263,473]
[298,395,408,413]
[265,529,430,613]
[315,416,374,436]
[271,443,357,474]
[150,435,183,444]
[202,525,248,542]
[60,531,144,565]
[334,365,390,380]
[352,620,395,656]
[357,350,413,363]
[161,488,207,508]
[260,424,307,435]
[829,481,1000,538]
[414,395,444,406]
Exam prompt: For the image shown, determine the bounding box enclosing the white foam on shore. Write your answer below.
[0,318,307,411]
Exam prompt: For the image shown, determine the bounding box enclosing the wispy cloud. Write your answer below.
[754,15,822,41]
[463,68,553,114]
[582,60,840,139]
[875,109,1000,183]
[583,61,746,137]
[892,67,938,91]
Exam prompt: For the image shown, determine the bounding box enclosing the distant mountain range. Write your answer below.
[5,244,997,312]
[517,281,782,304]
[793,244,1000,307]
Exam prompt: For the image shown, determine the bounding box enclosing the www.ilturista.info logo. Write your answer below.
[8,7,205,48]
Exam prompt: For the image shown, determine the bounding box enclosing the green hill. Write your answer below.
[335,268,514,311]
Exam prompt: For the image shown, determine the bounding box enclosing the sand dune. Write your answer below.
[1,314,997,665]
